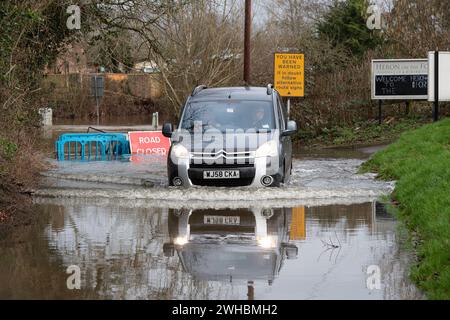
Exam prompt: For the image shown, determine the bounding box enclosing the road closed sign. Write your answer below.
[274,53,305,97]
[128,131,171,156]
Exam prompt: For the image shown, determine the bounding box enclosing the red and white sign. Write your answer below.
[128,131,171,156]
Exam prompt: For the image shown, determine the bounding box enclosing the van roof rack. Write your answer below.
[267,84,274,95]
[191,85,208,96]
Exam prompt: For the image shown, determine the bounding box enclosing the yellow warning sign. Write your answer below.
[274,53,305,97]
[290,206,306,240]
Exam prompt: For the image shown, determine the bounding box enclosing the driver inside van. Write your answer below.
[202,109,221,129]
[252,106,270,130]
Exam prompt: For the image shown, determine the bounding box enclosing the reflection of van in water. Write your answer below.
[163,208,298,283]
[162,85,298,187]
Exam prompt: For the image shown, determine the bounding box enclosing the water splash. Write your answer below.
[34,158,394,208]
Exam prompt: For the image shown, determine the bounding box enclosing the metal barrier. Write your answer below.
[55,133,130,161]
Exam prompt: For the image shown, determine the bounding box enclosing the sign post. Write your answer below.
[274,53,305,119]
[428,51,450,122]
[434,51,439,122]
[378,100,383,125]
[91,75,104,125]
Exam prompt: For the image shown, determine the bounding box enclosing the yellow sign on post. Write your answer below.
[274,53,305,97]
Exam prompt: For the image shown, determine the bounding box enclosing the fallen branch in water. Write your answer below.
[321,232,341,249]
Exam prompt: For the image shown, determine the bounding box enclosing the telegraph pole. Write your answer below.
[244,0,252,85]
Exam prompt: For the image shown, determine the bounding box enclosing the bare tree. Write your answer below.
[87,0,244,115]
[384,0,450,56]
[149,0,244,115]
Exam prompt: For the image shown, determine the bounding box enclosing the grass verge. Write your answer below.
[297,116,430,148]
[360,117,450,299]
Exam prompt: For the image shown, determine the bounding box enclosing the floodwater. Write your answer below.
[0,126,422,300]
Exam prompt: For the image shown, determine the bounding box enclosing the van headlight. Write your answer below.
[172,144,189,159]
[255,140,278,158]
[174,236,188,246]
[257,235,277,248]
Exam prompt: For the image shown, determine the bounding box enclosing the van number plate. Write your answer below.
[203,170,240,179]
[204,216,240,225]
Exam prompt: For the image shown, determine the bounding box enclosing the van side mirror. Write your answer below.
[162,122,173,138]
[282,120,297,137]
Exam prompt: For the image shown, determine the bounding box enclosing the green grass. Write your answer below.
[297,116,430,147]
[360,117,450,299]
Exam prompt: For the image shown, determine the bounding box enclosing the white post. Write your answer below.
[152,112,158,130]
[38,108,53,126]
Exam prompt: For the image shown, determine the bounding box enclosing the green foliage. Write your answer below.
[0,0,79,129]
[0,1,77,85]
[0,138,18,161]
[0,5,38,82]
[317,0,383,57]
[361,118,450,299]
[0,1,79,200]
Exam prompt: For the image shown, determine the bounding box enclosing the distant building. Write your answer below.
[45,42,97,74]
[133,61,160,73]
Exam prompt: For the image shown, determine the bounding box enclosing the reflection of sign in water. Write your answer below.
[128,131,171,156]
[371,59,428,100]
[129,155,167,163]
[274,53,305,97]
[290,207,305,240]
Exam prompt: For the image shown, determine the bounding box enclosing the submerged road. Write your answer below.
[35,156,394,208]
[0,145,423,300]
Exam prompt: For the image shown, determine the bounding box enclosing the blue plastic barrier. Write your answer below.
[55,133,130,161]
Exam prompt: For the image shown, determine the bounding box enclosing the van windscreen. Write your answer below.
[181,100,275,132]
